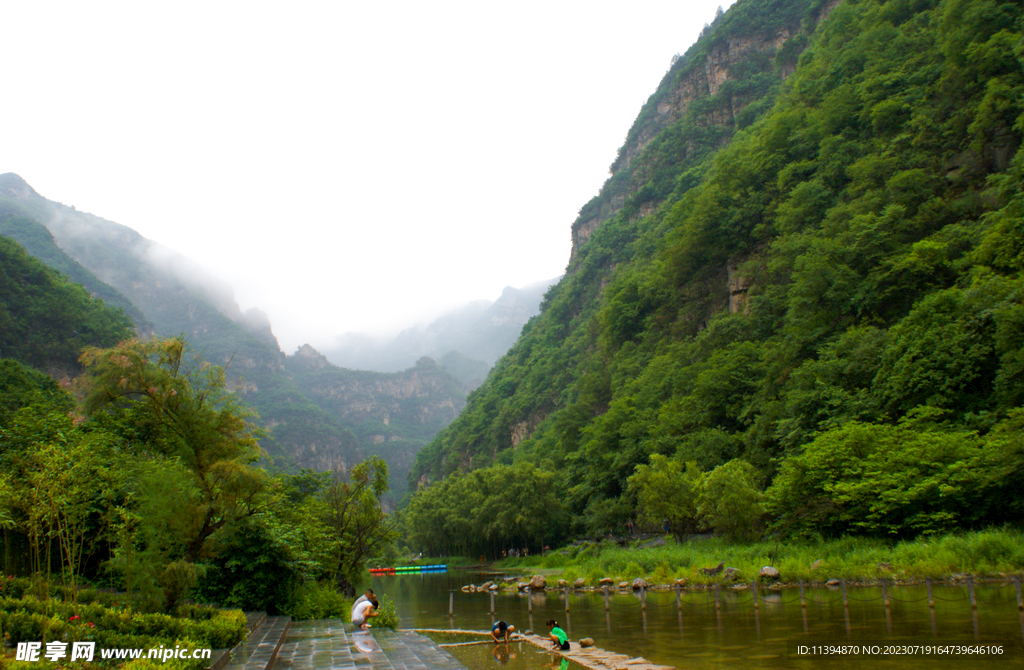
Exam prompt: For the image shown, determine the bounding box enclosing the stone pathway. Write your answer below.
[517,633,674,670]
[273,620,468,670]
[222,616,291,670]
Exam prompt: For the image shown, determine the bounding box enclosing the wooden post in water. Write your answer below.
[449,591,454,617]
[490,590,495,614]
[882,579,890,609]
[968,576,977,610]
[799,580,806,608]
[715,585,721,610]
[752,581,759,610]
[603,585,609,611]
[1015,576,1023,611]
[565,586,570,612]
[675,583,682,610]
[641,586,647,611]
[841,579,848,609]
[927,578,934,608]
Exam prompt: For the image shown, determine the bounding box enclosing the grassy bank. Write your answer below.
[492,528,1024,585]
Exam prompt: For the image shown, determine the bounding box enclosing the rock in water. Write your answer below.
[759,566,781,580]
[580,638,595,648]
[599,577,615,586]
[529,575,547,590]
[574,578,586,589]
[632,578,649,590]
[557,579,568,588]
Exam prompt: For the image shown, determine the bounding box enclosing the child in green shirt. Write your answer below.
[546,619,570,651]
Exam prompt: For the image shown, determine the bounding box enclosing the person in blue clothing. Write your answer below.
[546,619,570,651]
[490,620,516,642]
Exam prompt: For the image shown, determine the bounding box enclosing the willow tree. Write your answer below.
[81,337,269,606]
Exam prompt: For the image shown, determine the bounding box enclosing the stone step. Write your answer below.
[221,615,292,670]
[374,629,467,670]
[209,612,267,670]
[274,619,357,670]
[275,621,468,670]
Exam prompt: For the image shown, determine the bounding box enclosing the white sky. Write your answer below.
[1,0,734,353]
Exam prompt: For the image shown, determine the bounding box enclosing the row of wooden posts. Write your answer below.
[448,576,1024,616]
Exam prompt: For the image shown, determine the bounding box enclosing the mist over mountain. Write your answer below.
[320,279,559,380]
[0,173,473,499]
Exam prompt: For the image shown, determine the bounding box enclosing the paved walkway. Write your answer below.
[274,621,467,670]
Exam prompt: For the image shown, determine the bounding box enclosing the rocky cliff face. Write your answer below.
[286,345,470,499]
[290,345,464,425]
[568,2,838,267]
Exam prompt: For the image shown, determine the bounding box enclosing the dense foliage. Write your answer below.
[0,237,134,373]
[407,0,1024,551]
[0,334,395,617]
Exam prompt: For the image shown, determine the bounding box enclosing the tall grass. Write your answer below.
[494,528,1024,584]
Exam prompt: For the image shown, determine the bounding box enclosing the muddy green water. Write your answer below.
[369,571,1024,669]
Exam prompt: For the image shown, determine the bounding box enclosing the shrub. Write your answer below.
[374,594,399,630]
[287,582,350,621]
[543,553,569,568]
[623,562,645,580]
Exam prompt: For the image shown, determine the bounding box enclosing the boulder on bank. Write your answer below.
[632,578,649,590]
[722,567,741,581]
[557,579,568,588]
[580,638,595,648]
[599,577,615,586]
[674,578,688,587]
[759,566,781,581]
[574,578,586,589]
[516,582,529,591]
[618,581,630,589]
[826,578,841,587]
[529,575,547,590]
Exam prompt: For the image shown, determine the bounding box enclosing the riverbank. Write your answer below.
[485,527,1024,585]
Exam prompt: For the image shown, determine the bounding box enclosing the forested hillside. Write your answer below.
[0,236,134,375]
[406,0,1024,556]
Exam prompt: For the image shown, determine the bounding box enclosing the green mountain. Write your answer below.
[407,0,1024,544]
[0,235,134,376]
[0,175,468,495]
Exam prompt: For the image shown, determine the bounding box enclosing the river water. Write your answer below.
[367,570,1024,669]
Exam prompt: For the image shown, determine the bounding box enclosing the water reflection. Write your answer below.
[370,571,1024,669]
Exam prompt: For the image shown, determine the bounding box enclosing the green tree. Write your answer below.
[319,457,397,596]
[81,337,269,608]
[627,454,703,537]
[696,459,764,542]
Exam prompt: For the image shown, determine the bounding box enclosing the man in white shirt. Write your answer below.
[351,598,379,630]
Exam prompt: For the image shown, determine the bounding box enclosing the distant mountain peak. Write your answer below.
[292,343,332,371]
[0,173,42,201]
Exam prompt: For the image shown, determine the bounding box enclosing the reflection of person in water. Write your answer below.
[489,647,516,667]
[351,631,379,654]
